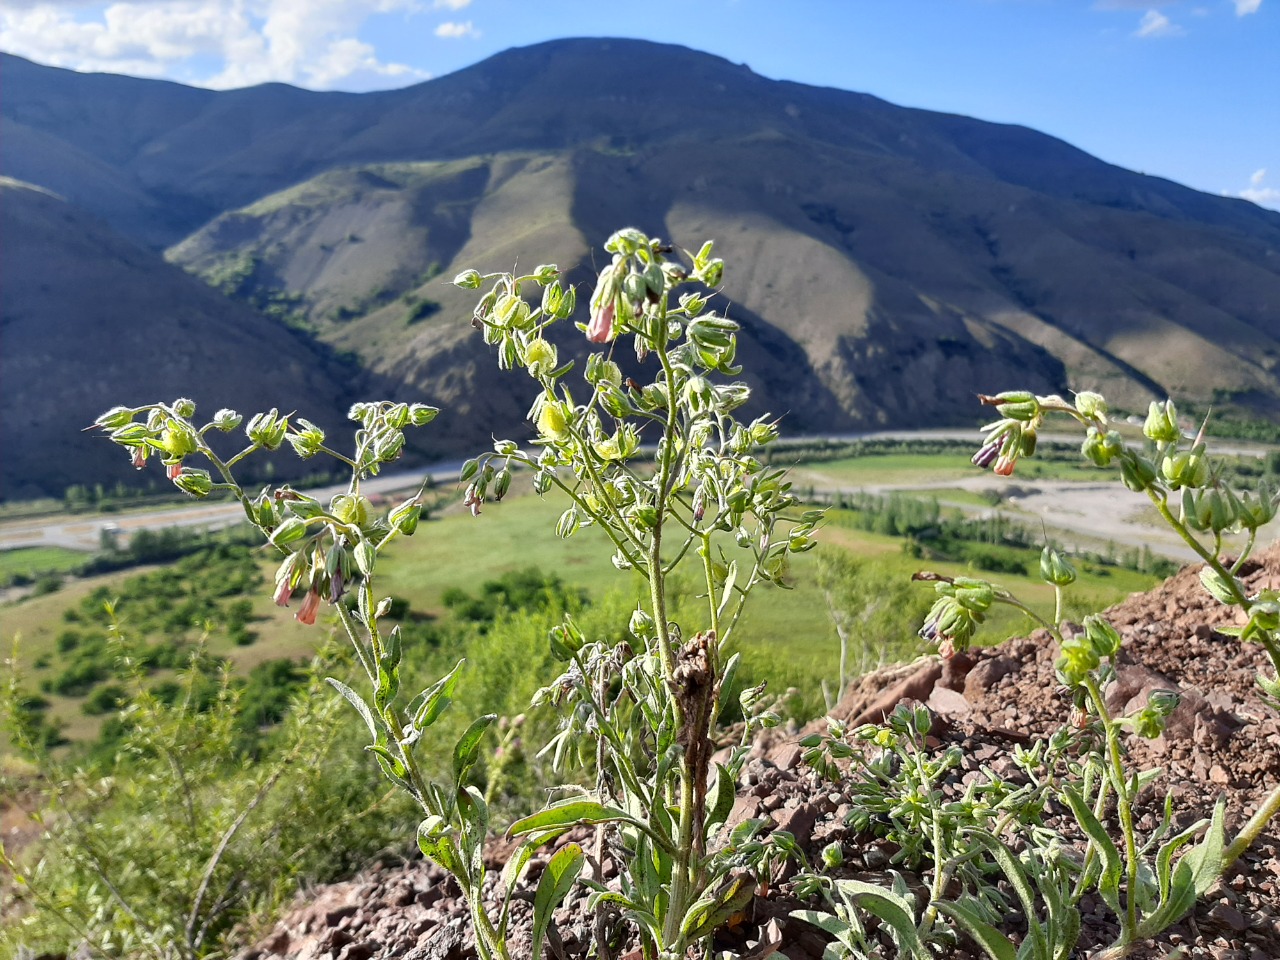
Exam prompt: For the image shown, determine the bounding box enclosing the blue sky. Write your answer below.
[2,0,1276,209]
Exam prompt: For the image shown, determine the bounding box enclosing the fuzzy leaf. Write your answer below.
[936,900,1017,960]
[531,843,585,960]
[1063,786,1123,914]
[453,714,496,789]
[326,678,377,739]
[508,798,644,838]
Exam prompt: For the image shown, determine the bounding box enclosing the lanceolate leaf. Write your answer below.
[453,714,497,789]
[326,678,377,739]
[531,843,585,960]
[936,900,1017,960]
[508,798,662,847]
[1063,786,1123,914]
[832,879,928,960]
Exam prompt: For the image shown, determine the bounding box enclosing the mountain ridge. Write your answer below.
[3,39,1278,497]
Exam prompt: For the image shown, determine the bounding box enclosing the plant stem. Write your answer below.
[1084,675,1139,946]
[1224,781,1280,865]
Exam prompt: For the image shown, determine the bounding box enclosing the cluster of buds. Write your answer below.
[96,397,437,626]
[915,574,995,655]
[455,263,576,373]
[458,446,514,517]
[1054,615,1122,689]
[972,391,1046,476]
[257,485,420,624]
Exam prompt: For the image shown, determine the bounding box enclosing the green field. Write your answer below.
[0,546,87,581]
[3,471,1162,748]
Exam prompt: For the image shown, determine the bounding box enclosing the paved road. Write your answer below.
[0,460,469,552]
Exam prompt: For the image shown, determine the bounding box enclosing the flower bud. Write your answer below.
[1055,636,1100,688]
[525,339,558,377]
[286,419,326,459]
[246,409,288,451]
[749,417,779,447]
[537,401,572,442]
[697,258,724,288]
[1083,615,1122,658]
[374,430,405,462]
[1131,690,1178,740]
[556,508,579,539]
[1118,449,1159,493]
[269,516,309,548]
[173,467,213,498]
[95,406,135,430]
[1143,400,1180,444]
[330,493,370,528]
[531,263,559,285]
[211,408,242,432]
[172,397,196,419]
[821,843,844,869]
[680,292,707,317]
[1081,427,1123,467]
[605,227,647,255]
[1040,546,1077,587]
[388,498,421,536]
[453,269,483,289]
[1074,391,1107,421]
[409,404,439,427]
[629,607,655,641]
[493,469,512,501]
[1161,446,1209,490]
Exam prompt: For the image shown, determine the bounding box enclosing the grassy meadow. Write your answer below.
[2,454,1163,751]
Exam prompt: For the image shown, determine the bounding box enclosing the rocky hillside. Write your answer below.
[0,179,360,498]
[5,39,1280,496]
[239,548,1280,960]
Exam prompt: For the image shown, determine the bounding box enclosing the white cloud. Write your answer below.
[433,0,471,9]
[0,1,430,90]
[1235,169,1280,210]
[434,19,477,38]
[1234,0,1262,14]
[1135,9,1184,36]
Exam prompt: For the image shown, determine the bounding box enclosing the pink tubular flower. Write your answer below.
[166,461,182,480]
[993,455,1016,477]
[586,299,615,343]
[273,579,292,607]
[295,589,321,625]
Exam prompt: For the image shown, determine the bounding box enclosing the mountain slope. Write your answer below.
[3,39,1279,497]
[0,180,360,498]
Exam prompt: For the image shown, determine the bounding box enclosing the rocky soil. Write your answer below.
[240,549,1280,960]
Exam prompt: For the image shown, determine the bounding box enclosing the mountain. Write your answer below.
[0,179,361,498]
[3,39,1279,497]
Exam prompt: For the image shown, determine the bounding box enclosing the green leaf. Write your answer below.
[412,660,465,731]
[1199,567,1241,605]
[508,798,650,840]
[531,843,585,960]
[1063,786,1123,914]
[453,714,497,789]
[791,910,853,939]
[972,830,1048,960]
[832,878,927,960]
[326,678,377,738]
[706,763,737,836]
[1179,797,1226,898]
[680,875,755,940]
[416,817,462,876]
[936,900,1017,960]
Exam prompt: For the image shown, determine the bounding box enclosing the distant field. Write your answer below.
[3,467,1162,748]
[0,546,86,580]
